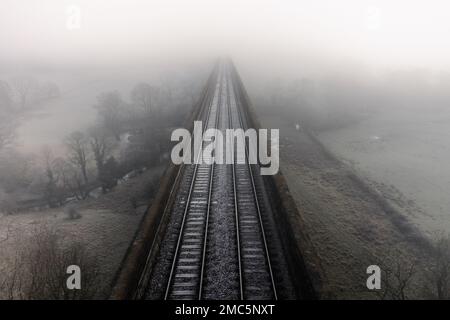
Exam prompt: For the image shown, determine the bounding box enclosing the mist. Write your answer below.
[2,0,450,301]
[2,1,450,69]
[3,0,450,114]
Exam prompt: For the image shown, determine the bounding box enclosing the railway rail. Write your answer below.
[138,61,295,300]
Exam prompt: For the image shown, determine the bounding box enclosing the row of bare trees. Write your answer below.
[39,82,170,206]
[40,129,118,207]
[1,76,197,213]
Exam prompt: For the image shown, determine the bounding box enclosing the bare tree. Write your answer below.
[424,234,450,299]
[41,146,58,207]
[89,129,111,173]
[12,76,38,109]
[89,128,116,192]
[65,131,90,187]
[130,82,158,115]
[94,91,125,141]
[382,261,416,300]
[375,253,417,300]
[53,158,85,200]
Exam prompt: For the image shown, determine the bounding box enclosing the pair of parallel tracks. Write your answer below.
[144,62,278,300]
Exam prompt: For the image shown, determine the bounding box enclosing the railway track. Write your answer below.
[141,61,294,300]
[164,66,223,300]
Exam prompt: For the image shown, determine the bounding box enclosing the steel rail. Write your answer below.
[164,65,223,300]
[228,67,278,300]
[225,66,244,299]
[198,67,223,299]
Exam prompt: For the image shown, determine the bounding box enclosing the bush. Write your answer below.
[64,203,81,220]
[0,226,99,299]
[423,234,450,299]
[99,156,120,192]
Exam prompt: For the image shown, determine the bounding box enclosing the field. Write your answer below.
[257,107,433,298]
[0,165,164,298]
[318,106,450,238]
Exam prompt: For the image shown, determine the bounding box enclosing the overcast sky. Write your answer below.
[1,0,450,73]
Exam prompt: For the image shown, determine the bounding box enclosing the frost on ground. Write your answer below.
[318,107,450,238]
[258,112,432,299]
[0,165,165,299]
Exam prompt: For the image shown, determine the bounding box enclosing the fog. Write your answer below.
[2,0,450,104]
[3,0,450,300]
[3,1,450,120]
[1,0,450,208]
[2,0,450,69]
[2,1,450,194]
